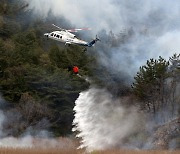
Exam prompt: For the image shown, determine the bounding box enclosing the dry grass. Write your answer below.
[0,147,83,154]
[0,148,179,154]
[0,137,82,154]
[93,150,180,154]
[0,138,179,154]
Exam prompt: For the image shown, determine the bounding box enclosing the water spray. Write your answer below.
[72,88,144,151]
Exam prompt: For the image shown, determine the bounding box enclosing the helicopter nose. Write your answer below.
[44,33,49,37]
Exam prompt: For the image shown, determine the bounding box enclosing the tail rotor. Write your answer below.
[95,35,100,42]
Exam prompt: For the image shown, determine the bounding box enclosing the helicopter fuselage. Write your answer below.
[44,31,88,46]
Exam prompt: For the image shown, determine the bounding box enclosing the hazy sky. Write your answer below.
[27,0,180,32]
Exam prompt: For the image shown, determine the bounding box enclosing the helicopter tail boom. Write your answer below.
[88,35,100,47]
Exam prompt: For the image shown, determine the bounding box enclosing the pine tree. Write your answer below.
[132,56,169,113]
[168,54,180,117]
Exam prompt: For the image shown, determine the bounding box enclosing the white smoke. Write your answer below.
[0,111,5,138]
[27,0,180,33]
[0,136,33,148]
[73,88,145,151]
[26,0,125,31]
[0,96,35,148]
[0,136,75,149]
[0,96,75,149]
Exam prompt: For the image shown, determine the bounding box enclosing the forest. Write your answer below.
[0,0,179,144]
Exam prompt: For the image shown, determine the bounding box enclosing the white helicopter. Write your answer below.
[44,24,100,47]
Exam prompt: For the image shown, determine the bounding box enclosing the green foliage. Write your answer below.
[169,53,180,78]
[13,30,42,64]
[132,57,169,112]
[49,45,69,68]
[0,20,21,38]
[132,57,169,100]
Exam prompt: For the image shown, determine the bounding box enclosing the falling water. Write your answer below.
[73,88,145,151]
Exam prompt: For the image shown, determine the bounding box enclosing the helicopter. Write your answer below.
[44,24,100,47]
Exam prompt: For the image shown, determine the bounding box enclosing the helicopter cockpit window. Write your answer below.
[56,35,60,38]
[60,36,62,39]
[54,34,56,37]
[51,33,54,36]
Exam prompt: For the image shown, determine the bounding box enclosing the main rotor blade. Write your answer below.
[67,28,91,33]
[52,24,64,31]
[52,24,91,33]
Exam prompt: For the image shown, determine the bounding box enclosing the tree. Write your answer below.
[132,56,169,114]
[168,54,180,117]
